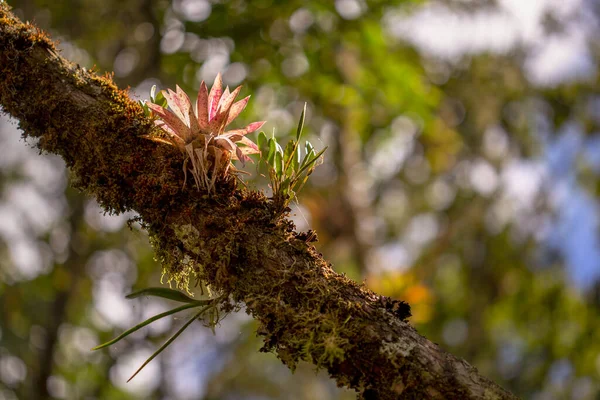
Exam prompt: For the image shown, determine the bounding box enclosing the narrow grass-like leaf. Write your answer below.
[302,141,315,168]
[284,140,296,172]
[126,287,204,304]
[292,143,301,172]
[127,305,210,382]
[308,147,327,165]
[297,147,327,176]
[296,103,306,141]
[267,138,277,165]
[274,150,283,179]
[91,302,200,351]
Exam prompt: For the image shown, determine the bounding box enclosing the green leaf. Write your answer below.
[150,85,157,102]
[155,91,167,108]
[304,140,314,154]
[126,287,201,304]
[257,131,268,152]
[139,100,150,116]
[309,147,327,165]
[267,138,277,166]
[302,141,315,167]
[127,305,211,382]
[91,302,200,351]
[284,140,296,173]
[297,147,327,176]
[296,103,307,141]
[281,176,292,194]
[274,150,283,179]
[292,143,301,172]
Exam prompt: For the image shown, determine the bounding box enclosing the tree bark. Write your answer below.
[0,4,518,399]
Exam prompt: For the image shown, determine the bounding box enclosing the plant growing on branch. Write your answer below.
[258,104,326,211]
[145,74,265,193]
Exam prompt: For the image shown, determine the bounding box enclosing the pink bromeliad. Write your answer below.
[146,73,265,192]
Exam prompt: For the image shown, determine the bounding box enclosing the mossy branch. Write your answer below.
[0,4,517,399]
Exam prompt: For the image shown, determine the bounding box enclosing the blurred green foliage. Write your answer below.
[1,0,600,399]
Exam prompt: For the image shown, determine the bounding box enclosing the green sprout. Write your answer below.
[138,85,167,116]
[258,103,327,210]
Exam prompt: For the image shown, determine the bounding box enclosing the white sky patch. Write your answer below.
[500,160,545,210]
[140,299,175,336]
[335,0,366,20]
[470,159,498,196]
[525,27,596,86]
[5,183,65,234]
[175,0,212,22]
[110,348,161,395]
[289,202,311,232]
[166,324,224,400]
[8,239,52,279]
[84,199,136,233]
[368,116,419,182]
[0,116,34,169]
[0,355,27,386]
[367,243,411,273]
[93,278,135,329]
[386,5,520,59]
[21,155,67,195]
[385,0,597,86]
[404,213,439,247]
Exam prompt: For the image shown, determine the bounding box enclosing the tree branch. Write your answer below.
[0,4,517,399]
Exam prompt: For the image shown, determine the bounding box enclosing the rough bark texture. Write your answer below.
[0,4,518,399]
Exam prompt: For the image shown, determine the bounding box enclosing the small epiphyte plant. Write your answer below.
[143,74,265,193]
[92,287,224,382]
[139,84,168,115]
[258,103,326,210]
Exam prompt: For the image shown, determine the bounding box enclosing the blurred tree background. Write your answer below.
[1,0,600,399]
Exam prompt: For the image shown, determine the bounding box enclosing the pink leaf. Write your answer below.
[239,136,259,152]
[214,136,237,153]
[176,86,198,140]
[147,102,191,141]
[226,96,250,126]
[162,89,187,126]
[210,86,241,134]
[154,119,176,136]
[244,121,266,133]
[207,73,223,122]
[222,128,247,138]
[219,87,231,110]
[217,86,242,120]
[196,81,209,131]
[221,131,244,142]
